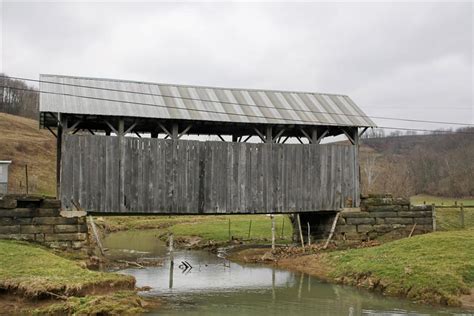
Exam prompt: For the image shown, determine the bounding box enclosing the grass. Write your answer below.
[411,194,474,231]
[0,240,134,297]
[411,194,474,206]
[170,215,293,243]
[99,214,294,244]
[31,291,149,315]
[323,229,474,306]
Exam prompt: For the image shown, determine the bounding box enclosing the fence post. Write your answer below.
[248,220,252,239]
[271,215,276,250]
[228,218,231,241]
[460,203,465,229]
[25,164,29,195]
[281,216,285,239]
[432,203,436,232]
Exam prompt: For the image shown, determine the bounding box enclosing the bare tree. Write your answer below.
[0,74,39,119]
[363,152,379,192]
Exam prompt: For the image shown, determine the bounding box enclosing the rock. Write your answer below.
[0,197,17,209]
[346,217,376,225]
[261,251,276,262]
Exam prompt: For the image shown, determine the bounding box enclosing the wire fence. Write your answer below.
[432,203,474,231]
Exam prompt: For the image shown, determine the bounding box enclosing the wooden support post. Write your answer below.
[408,223,417,238]
[311,128,318,144]
[56,114,65,198]
[271,215,276,250]
[56,116,62,196]
[118,119,125,211]
[296,214,304,248]
[228,218,231,241]
[323,212,340,249]
[460,203,465,229]
[172,123,179,140]
[353,127,359,146]
[248,220,252,239]
[307,222,311,246]
[88,216,105,256]
[265,126,273,143]
[151,131,158,138]
[168,233,174,252]
[432,203,437,231]
[232,135,238,142]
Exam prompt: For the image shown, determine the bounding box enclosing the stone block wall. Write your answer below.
[296,194,434,243]
[0,195,88,250]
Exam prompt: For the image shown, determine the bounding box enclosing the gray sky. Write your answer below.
[1,1,473,131]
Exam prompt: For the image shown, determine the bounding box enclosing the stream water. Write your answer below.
[103,230,471,316]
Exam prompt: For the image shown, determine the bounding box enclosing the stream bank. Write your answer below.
[229,229,474,309]
[0,240,160,314]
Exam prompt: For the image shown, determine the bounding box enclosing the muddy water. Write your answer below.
[103,230,470,316]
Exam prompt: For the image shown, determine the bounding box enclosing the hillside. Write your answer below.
[359,129,474,198]
[0,113,55,196]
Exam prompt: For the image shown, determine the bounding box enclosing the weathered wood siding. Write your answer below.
[60,135,359,214]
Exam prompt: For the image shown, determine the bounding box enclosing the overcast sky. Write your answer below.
[1,1,472,131]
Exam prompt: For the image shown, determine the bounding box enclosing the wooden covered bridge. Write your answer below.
[39,74,375,215]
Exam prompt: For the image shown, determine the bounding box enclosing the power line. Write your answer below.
[2,75,473,127]
[1,84,474,136]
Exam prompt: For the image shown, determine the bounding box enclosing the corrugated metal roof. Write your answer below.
[39,74,376,127]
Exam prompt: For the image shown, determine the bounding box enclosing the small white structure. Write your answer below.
[0,161,12,195]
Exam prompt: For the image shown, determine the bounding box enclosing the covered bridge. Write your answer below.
[39,74,375,215]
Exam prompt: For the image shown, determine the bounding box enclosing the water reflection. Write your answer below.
[124,250,295,294]
[103,230,472,316]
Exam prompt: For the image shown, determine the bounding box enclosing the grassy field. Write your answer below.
[99,214,294,244]
[279,229,474,306]
[0,240,148,314]
[0,113,56,196]
[411,194,474,231]
[411,194,474,206]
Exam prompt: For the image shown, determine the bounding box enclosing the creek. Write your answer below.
[103,230,468,316]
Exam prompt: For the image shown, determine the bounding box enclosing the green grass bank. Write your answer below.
[0,240,150,314]
[278,229,474,307]
[98,214,294,245]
